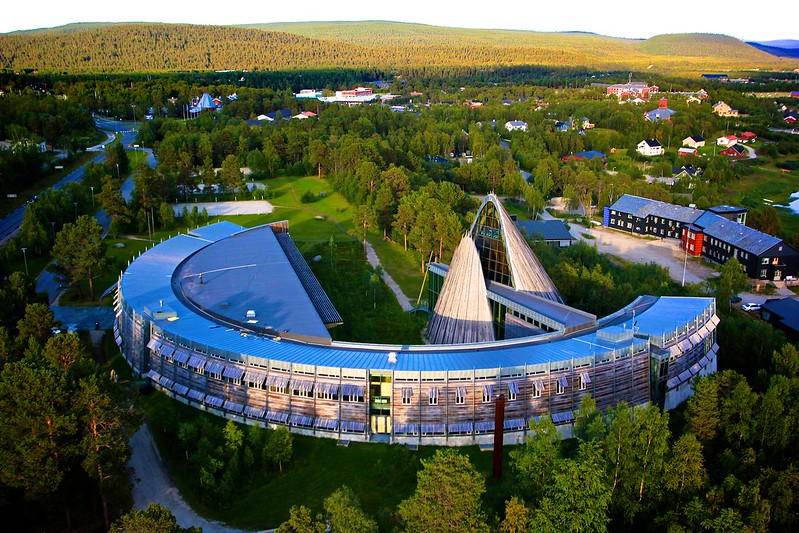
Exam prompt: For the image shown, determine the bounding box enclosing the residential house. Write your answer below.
[682,135,706,148]
[761,298,799,339]
[604,194,799,281]
[516,220,574,247]
[645,107,676,122]
[644,98,676,122]
[716,135,738,147]
[581,117,595,129]
[678,147,698,157]
[505,120,529,132]
[263,108,293,122]
[555,120,571,132]
[637,139,664,157]
[720,144,747,158]
[561,150,607,163]
[740,131,757,143]
[292,111,317,120]
[713,101,739,117]
[672,165,701,179]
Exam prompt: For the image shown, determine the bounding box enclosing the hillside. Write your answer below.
[636,33,774,62]
[0,22,794,74]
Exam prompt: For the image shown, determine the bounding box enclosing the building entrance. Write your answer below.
[370,373,392,434]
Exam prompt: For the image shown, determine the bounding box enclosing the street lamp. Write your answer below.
[116,163,120,180]
[21,247,28,276]
[73,202,78,220]
[132,104,136,123]
[90,186,95,207]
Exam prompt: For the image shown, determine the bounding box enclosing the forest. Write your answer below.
[0,22,790,74]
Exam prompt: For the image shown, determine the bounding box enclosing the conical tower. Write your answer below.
[427,235,496,345]
[469,194,563,303]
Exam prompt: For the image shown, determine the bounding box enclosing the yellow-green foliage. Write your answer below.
[0,22,794,74]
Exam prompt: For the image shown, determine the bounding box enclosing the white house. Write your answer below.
[682,135,706,149]
[637,139,664,157]
[716,135,738,147]
[505,120,529,132]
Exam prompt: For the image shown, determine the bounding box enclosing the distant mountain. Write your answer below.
[636,33,774,62]
[747,40,799,58]
[0,22,795,74]
[750,39,799,49]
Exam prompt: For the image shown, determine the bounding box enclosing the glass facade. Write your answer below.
[471,202,512,287]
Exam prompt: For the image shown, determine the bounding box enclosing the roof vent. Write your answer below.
[387,352,398,364]
[246,309,256,319]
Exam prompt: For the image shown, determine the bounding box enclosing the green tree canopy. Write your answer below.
[398,449,489,533]
[50,215,107,300]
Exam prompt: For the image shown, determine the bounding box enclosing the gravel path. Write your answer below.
[363,240,414,311]
[128,424,255,533]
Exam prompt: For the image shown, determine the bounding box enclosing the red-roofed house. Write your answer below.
[716,135,739,147]
[720,144,747,158]
[740,131,757,142]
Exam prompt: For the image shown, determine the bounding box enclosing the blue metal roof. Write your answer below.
[516,220,574,242]
[694,211,781,255]
[121,223,715,373]
[609,195,703,224]
[645,108,676,122]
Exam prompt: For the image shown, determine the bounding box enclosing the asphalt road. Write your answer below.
[0,118,142,244]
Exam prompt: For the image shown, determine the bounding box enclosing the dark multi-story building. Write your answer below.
[605,195,799,281]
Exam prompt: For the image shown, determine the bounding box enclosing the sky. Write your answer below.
[1,0,796,42]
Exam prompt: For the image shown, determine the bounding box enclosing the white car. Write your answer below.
[741,303,761,312]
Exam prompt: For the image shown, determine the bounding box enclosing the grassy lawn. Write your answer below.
[367,238,427,304]
[309,240,425,344]
[141,390,516,531]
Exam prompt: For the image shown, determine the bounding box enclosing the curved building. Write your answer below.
[116,197,718,445]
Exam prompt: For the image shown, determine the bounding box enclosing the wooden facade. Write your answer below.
[117,300,717,446]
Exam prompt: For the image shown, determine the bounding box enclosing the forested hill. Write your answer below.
[0,22,792,74]
[636,33,773,60]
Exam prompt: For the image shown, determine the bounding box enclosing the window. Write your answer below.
[556,376,568,395]
[401,387,412,405]
[429,387,439,406]
[580,372,591,391]
[533,381,543,398]
[317,391,338,401]
[761,269,768,278]
[508,381,519,402]
[455,387,466,405]
[482,385,493,403]
[762,258,769,265]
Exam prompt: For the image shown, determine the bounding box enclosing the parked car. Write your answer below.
[741,303,761,312]
[730,296,742,304]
